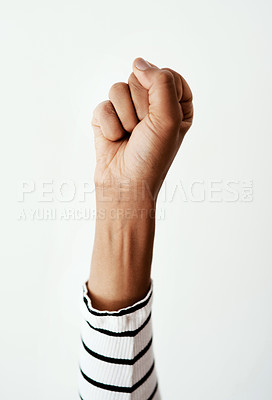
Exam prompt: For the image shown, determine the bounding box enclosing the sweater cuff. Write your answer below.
[80,281,153,334]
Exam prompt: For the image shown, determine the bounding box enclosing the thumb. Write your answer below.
[133,58,182,131]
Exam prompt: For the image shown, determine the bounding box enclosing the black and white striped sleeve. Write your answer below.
[79,282,160,400]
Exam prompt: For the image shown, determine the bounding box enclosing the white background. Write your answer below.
[1,0,272,398]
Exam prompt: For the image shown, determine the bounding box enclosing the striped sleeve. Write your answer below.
[79,282,161,400]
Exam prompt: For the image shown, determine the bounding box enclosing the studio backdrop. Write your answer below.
[1,0,272,399]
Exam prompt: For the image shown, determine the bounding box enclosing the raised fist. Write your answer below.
[92,58,193,201]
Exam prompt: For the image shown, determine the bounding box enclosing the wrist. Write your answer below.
[88,190,156,311]
[94,177,158,206]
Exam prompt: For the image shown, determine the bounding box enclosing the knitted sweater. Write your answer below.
[79,282,160,399]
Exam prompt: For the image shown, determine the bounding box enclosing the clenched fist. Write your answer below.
[92,58,193,201]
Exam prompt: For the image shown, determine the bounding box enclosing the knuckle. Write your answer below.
[92,100,115,125]
[162,68,183,100]
[91,114,98,127]
[162,67,179,81]
[181,76,193,102]
[156,70,174,85]
[100,100,115,116]
[109,82,127,98]
[92,104,101,125]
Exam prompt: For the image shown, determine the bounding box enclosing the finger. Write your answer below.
[109,82,138,133]
[128,72,149,121]
[179,75,193,123]
[133,58,182,132]
[92,100,125,142]
[162,68,193,123]
[161,68,183,101]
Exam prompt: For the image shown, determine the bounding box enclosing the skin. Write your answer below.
[88,58,193,311]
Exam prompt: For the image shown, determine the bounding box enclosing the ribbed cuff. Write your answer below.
[80,281,153,334]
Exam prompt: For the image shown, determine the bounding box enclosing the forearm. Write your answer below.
[88,193,156,311]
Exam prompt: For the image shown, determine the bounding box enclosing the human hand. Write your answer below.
[92,58,193,202]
